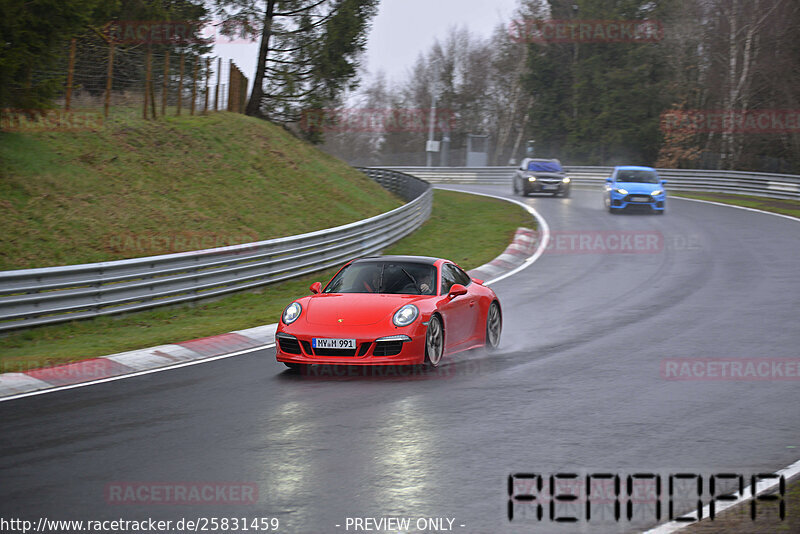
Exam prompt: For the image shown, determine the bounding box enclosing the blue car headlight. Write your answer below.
[282,302,302,325]
[651,189,664,197]
[613,188,628,195]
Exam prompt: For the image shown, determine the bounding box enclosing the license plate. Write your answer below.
[542,184,557,190]
[312,338,356,349]
[631,196,650,202]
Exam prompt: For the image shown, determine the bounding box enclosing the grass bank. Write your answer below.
[0,112,400,269]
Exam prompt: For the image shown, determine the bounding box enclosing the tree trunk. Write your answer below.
[508,97,533,164]
[246,0,277,117]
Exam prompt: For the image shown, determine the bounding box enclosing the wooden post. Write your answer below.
[65,38,77,111]
[162,50,169,117]
[214,57,221,111]
[144,47,151,119]
[149,58,157,119]
[203,57,210,113]
[241,71,247,112]
[190,56,198,115]
[227,60,234,111]
[232,67,238,113]
[177,51,185,116]
[104,42,114,119]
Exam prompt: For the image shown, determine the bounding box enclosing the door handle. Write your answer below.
[469,300,475,307]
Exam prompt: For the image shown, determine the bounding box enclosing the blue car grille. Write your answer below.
[624,194,653,203]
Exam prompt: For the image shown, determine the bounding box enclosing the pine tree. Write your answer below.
[215,0,378,142]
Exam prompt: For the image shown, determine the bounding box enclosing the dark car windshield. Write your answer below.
[324,261,437,295]
[615,169,659,183]
[527,161,563,172]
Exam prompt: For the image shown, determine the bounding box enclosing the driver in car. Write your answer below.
[418,271,435,294]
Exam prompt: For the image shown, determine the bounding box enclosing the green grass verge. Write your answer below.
[675,192,800,218]
[0,111,400,269]
[0,189,534,372]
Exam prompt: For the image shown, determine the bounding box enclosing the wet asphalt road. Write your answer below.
[1,186,798,534]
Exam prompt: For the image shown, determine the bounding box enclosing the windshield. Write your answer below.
[527,161,563,173]
[615,170,659,183]
[324,261,437,295]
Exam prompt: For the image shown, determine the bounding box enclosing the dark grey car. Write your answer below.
[512,158,571,197]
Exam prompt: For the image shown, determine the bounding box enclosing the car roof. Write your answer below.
[524,158,560,164]
[614,165,656,171]
[352,255,440,265]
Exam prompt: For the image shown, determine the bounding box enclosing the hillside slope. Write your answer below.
[0,112,401,270]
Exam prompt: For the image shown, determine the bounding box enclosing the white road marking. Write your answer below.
[643,458,800,533]
[0,343,275,403]
[673,196,800,222]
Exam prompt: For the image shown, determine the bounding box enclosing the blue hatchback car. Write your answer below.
[604,166,666,214]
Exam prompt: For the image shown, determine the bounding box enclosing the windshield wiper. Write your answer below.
[378,264,384,293]
[400,267,419,292]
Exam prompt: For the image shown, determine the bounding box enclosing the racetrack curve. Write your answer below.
[1,185,798,534]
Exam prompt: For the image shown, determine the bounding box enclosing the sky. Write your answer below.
[212,0,521,92]
[362,0,521,82]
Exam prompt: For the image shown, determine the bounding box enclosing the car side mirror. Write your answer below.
[605,177,613,183]
[471,277,484,285]
[448,284,468,299]
[310,282,322,294]
[661,179,668,185]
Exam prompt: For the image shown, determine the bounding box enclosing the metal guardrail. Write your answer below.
[385,166,800,200]
[0,168,431,332]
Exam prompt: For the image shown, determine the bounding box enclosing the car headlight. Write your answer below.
[392,304,419,327]
[614,188,628,195]
[651,189,664,196]
[282,302,302,325]
[528,176,536,182]
[563,177,571,184]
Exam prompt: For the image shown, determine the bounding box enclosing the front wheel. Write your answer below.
[485,302,502,351]
[425,315,444,368]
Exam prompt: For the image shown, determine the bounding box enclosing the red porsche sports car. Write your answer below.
[275,256,502,370]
